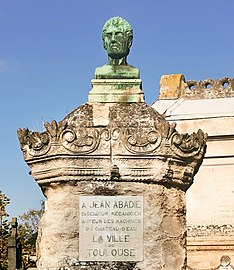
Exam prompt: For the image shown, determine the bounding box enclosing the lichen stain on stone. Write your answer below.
[64,103,94,127]
[58,260,138,270]
[93,185,118,196]
[84,181,119,196]
[109,103,166,129]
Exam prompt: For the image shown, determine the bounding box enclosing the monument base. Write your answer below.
[37,181,186,270]
[88,79,145,103]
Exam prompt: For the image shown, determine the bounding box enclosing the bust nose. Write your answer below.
[110,33,116,43]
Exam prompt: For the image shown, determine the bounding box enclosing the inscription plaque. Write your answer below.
[79,196,144,261]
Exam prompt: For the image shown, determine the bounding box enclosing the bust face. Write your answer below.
[103,22,132,60]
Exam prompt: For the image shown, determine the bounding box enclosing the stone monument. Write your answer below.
[18,17,207,270]
[8,218,22,270]
[152,75,234,269]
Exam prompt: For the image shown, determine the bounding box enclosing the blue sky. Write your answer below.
[1,0,234,217]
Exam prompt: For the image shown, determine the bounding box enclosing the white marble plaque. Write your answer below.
[79,196,144,261]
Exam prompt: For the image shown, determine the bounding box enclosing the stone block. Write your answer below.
[159,74,186,100]
[88,79,145,103]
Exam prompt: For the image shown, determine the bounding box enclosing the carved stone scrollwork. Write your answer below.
[111,128,120,141]
[170,129,207,158]
[17,128,50,157]
[101,128,111,141]
[162,168,173,183]
[164,122,177,142]
[17,119,103,158]
[44,120,67,140]
[61,128,100,154]
[182,166,194,186]
[219,256,232,268]
[121,128,162,154]
[17,102,207,190]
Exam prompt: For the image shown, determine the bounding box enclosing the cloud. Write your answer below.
[0,59,7,73]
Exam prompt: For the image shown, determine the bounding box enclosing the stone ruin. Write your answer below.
[18,17,207,270]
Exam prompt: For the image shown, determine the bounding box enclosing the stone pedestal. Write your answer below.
[37,182,186,269]
[88,79,144,103]
[18,100,206,270]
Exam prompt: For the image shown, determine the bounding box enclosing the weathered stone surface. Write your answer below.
[153,75,234,269]
[37,182,186,270]
[18,102,206,191]
[18,101,206,270]
[88,79,144,103]
[187,255,234,270]
[158,75,234,100]
[159,74,186,100]
[215,256,234,270]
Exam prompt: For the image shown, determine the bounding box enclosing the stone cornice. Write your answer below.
[17,103,207,191]
[187,225,234,238]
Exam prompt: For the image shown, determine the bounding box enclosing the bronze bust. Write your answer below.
[95,17,139,79]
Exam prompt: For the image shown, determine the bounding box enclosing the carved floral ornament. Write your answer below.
[17,118,207,160]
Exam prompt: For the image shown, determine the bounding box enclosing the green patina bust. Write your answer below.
[95,16,139,79]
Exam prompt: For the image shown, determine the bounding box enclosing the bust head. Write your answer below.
[102,17,133,65]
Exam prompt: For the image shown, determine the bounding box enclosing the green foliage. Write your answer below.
[18,203,44,268]
[0,191,10,270]
[0,190,44,270]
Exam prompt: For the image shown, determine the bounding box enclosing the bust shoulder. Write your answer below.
[95,64,140,79]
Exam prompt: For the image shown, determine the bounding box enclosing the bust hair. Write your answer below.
[102,16,133,41]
